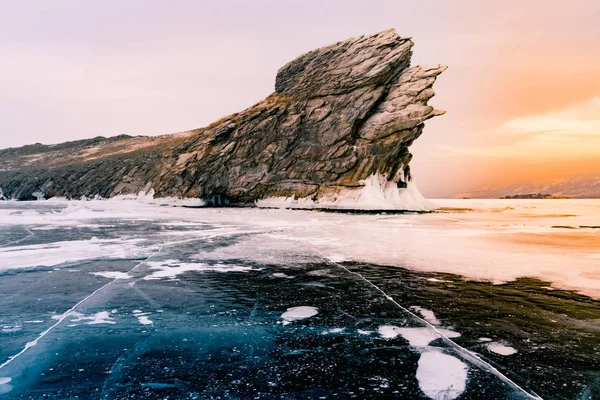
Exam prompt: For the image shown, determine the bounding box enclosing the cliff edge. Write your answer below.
[0,29,445,210]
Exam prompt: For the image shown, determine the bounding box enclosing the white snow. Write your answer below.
[486,342,517,356]
[280,306,318,324]
[322,328,344,334]
[256,173,436,211]
[2,198,599,297]
[0,237,147,270]
[272,272,294,279]
[0,378,10,385]
[137,316,153,325]
[357,329,373,335]
[478,337,493,342]
[90,271,132,279]
[416,348,468,400]
[108,189,206,207]
[377,324,467,399]
[377,326,460,347]
[144,260,257,280]
[69,311,115,325]
[410,306,441,325]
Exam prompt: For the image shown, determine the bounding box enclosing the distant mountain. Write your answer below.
[459,176,600,199]
[501,193,571,199]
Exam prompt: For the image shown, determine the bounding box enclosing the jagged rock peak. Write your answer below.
[275,29,413,99]
[0,29,445,210]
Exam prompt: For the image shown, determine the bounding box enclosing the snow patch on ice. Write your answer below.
[377,326,460,347]
[1,325,22,333]
[256,174,437,211]
[378,325,467,399]
[410,306,441,325]
[426,278,452,283]
[357,329,373,335]
[144,260,258,280]
[280,306,318,325]
[272,272,294,279]
[0,237,146,270]
[322,328,344,334]
[69,311,115,325]
[0,377,12,394]
[478,337,492,342]
[417,348,468,400]
[486,342,517,356]
[108,189,206,207]
[91,271,133,280]
[137,316,153,325]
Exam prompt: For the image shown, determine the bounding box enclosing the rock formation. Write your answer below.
[0,29,445,209]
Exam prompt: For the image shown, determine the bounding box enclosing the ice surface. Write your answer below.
[280,306,318,324]
[256,173,436,211]
[2,199,598,297]
[487,342,517,356]
[0,198,582,398]
[416,348,468,400]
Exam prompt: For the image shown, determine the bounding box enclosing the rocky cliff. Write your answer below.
[0,29,445,209]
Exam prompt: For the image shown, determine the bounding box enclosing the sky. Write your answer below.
[1,1,599,197]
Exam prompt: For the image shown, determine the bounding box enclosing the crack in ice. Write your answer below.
[316,248,543,400]
[0,244,164,371]
[0,227,34,248]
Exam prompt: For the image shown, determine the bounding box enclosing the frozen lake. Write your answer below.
[0,199,598,399]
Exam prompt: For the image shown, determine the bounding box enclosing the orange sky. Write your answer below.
[410,1,600,196]
[0,1,598,197]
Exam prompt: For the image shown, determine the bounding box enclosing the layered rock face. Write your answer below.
[0,29,445,208]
